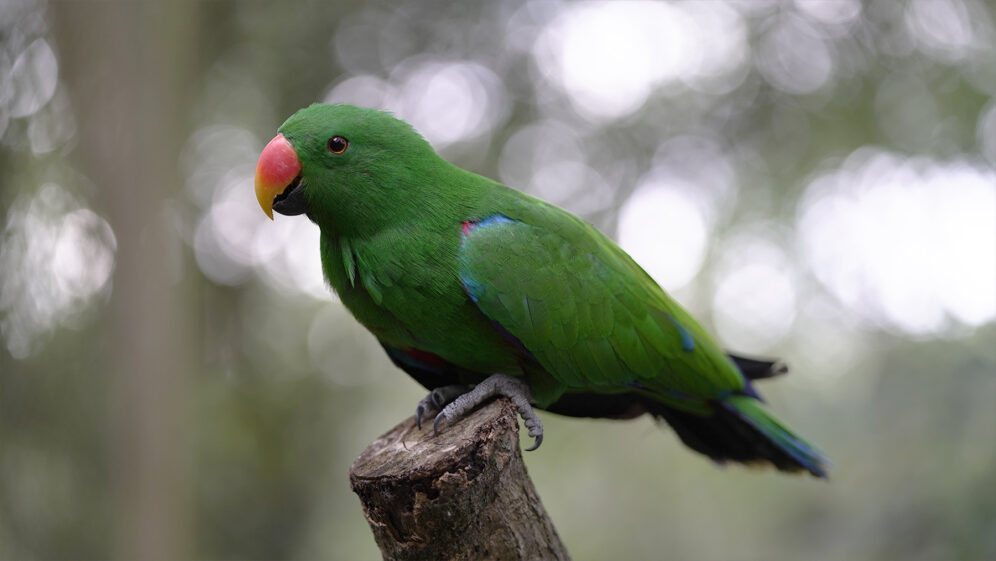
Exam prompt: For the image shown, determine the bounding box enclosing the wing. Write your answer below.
[458,212,748,413]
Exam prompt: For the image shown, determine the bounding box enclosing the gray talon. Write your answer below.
[415,384,467,430]
[415,404,426,430]
[415,396,433,430]
[428,374,545,450]
[432,411,446,436]
[521,411,544,451]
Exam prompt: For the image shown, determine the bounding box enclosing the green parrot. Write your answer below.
[254,103,827,477]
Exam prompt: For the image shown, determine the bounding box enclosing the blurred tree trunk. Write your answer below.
[350,399,571,561]
[48,3,200,560]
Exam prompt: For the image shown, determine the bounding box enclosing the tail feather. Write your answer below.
[651,395,828,478]
[723,396,828,478]
[728,354,788,380]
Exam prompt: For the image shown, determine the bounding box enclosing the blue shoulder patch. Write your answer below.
[460,272,483,303]
[666,314,696,352]
[459,217,515,302]
[462,214,516,237]
[478,214,516,229]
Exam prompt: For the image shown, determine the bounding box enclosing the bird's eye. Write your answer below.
[327,136,349,154]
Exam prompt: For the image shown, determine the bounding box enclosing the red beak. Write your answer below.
[254,133,302,220]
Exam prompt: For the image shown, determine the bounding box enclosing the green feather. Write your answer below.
[340,236,356,287]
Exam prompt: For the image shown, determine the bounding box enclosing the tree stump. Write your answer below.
[349,398,571,561]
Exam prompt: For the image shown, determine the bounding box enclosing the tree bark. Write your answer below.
[349,399,571,561]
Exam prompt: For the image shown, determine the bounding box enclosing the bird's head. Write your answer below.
[254,103,438,234]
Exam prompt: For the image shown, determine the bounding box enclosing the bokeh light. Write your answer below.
[649,135,740,226]
[498,119,584,190]
[182,124,328,298]
[323,74,394,110]
[797,148,996,335]
[26,89,76,155]
[905,0,992,64]
[533,2,751,120]
[326,59,510,150]
[0,184,116,358]
[712,227,798,352]
[386,58,509,148]
[617,180,708,293]
[756,14,836,95]
[252,216,327,300]
[6,38,58,119]
[496,118,617,217]
[794,0,863,26]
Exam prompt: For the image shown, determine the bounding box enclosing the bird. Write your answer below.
[253,103,827,477]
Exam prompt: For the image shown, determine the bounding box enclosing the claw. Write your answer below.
[432,411,445,436]
[425,374,545,451]
[522,415,544,451]
[415,384,467,431]
[431,389,446,410]
[415,405,425,430]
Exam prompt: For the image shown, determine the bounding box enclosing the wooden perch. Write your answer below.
[349,398,571,561]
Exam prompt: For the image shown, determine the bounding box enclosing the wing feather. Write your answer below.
[459,214,746,409]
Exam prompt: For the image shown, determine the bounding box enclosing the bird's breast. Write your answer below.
[320,230,523,374]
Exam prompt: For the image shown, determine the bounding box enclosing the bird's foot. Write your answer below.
[431,373,544,451]
[415,384,468,430]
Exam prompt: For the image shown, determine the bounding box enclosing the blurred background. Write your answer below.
[1,0,994,559]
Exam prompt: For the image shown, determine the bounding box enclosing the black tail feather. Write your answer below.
[648,400,818,475]
[728,354,788,380]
